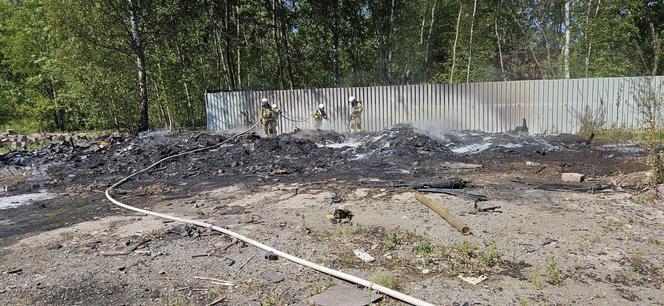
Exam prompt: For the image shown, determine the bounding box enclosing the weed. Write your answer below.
[0,146,10,154]
[635,78,664,185]
[259,289,288,306]
[546,256,564,285]
[480,241,498,267]
[439,244,449,258]
[460,241,476,258]
[599,218,623,232]
[383,231,402,249]
[575,104,606,138]
[167,296,191,306]
[656,239,664,247]
[529,264,543,291]
[626,251,647,270]
[412,241,433,258]
[370,271,398,289]
[519,299,529,306]
[331,224,357,240]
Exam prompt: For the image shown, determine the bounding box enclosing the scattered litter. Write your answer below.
[411,177,468,189]
[353,248,375,262]
[441,162,483,169]
[458,274,487,285]
[5,268,23,275]
[264,251,279,261]
[167,224,201,238]
[194,276,234,287]
[562,172,585,183]
[101,238,152,256]
[330,194,343,204]
[513,178,612,192]
[325,208,353,224]
[525,161,541,166]
[476,205,502,213]
[261,270,284,283]
[417,188,487,203]
[206,296,226,306]
[308,285,382,306]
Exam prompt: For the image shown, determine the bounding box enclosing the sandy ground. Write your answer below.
[1,171,663,305]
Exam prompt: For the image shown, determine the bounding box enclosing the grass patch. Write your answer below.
[412,241,433,258]
[330,224,360,240]
[599,218,624,232]
[546,256,564,285]
[529,264,543,291]
[370,271,399,289]
[383,231,402,249]
[443,241,500,276]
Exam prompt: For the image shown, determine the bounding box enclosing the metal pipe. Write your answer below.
[415,193,471,235]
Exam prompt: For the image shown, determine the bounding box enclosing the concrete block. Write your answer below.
[562,172,585,183]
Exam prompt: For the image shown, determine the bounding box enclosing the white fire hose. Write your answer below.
[104,122,436,306]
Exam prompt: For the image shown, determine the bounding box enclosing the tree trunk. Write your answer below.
[332,0,341,87]
[386,0,395,83]
[584,0,599,77]
[272,0,285,89]
[564,0,570,79]
[649,20,660,76]
[419,2,427,45]
[449,2,462,83]
[465,0,477,83]
[129,0,149,132]
[495,17,506,81]
[505,2,546,79]
[236,3,242,89]
[225,0,236,90]
[424,0,437,75]
[184,82,194,127]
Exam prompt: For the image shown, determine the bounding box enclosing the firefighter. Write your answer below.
[260,98,281,137]
[312,103,328,130]
[349,96,363,134]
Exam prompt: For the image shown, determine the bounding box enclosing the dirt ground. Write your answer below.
[1,127,663,305]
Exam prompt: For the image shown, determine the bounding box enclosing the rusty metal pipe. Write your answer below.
[415,193,471,235]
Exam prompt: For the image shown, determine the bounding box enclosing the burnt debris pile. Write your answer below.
[354,124,454,160]
[1,125,646,190]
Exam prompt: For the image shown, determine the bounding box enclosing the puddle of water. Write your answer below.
[0,191,56,210]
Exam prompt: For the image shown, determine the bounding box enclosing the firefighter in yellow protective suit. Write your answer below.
[260,98,281,137]
[312,103,328,130]
[348,96,363,134]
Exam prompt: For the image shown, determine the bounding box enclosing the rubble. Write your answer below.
[562,172,586,182]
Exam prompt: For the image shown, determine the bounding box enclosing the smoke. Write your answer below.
[411,118,458,141]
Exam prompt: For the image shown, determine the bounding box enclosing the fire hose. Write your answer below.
[104,122,436,306]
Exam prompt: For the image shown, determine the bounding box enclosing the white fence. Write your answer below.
[205,76,664,134]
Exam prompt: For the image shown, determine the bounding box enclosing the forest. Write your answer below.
[0,0,662,133]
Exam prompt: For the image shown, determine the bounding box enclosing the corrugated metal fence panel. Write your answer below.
[206,76,664,134]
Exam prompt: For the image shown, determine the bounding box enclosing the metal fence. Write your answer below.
[205,76,664,135]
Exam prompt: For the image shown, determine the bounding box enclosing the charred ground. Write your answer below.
[0,125,661,305]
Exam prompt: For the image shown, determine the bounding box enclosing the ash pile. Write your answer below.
[0,124,644,190]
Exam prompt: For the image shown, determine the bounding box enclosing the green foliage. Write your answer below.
[546,256,564,285]
[529,264,543,291]
[412,240,433,257]
[635,78,664,184]
[0,0,662,132]
[383,231,402,249]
